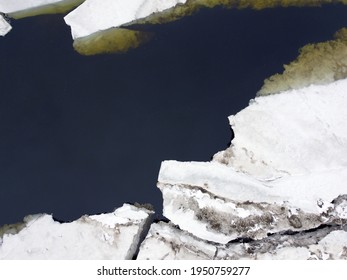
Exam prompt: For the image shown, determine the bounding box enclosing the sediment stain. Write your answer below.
[0,0,85,19]
[73,28,153,56]
[258,28,347,95]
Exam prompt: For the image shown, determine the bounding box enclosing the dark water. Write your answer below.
[1,5,347,225]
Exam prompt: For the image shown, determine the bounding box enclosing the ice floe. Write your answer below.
[158,79,347,244]
[64,0,187,39]
[0,14,11,36]
[0,204,154,259]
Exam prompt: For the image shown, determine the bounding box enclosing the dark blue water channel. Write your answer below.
[1,5,347,225]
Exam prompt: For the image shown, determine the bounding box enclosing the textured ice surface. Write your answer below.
[138,222,347,260]
[0,204,154,259]
[159,79,347,244]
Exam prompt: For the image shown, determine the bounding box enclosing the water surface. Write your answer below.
[1,5,347,224]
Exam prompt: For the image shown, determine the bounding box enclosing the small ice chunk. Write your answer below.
[0,14,11,36]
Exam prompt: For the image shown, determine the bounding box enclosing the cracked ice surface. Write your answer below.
[138,222,347,260]
[0,204,153,259]
[158,79,347,244]
[64,0,187,39]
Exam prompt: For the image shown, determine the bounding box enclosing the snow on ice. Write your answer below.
[0,204,154,259]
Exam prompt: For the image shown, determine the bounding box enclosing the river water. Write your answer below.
[1,5,347,225]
